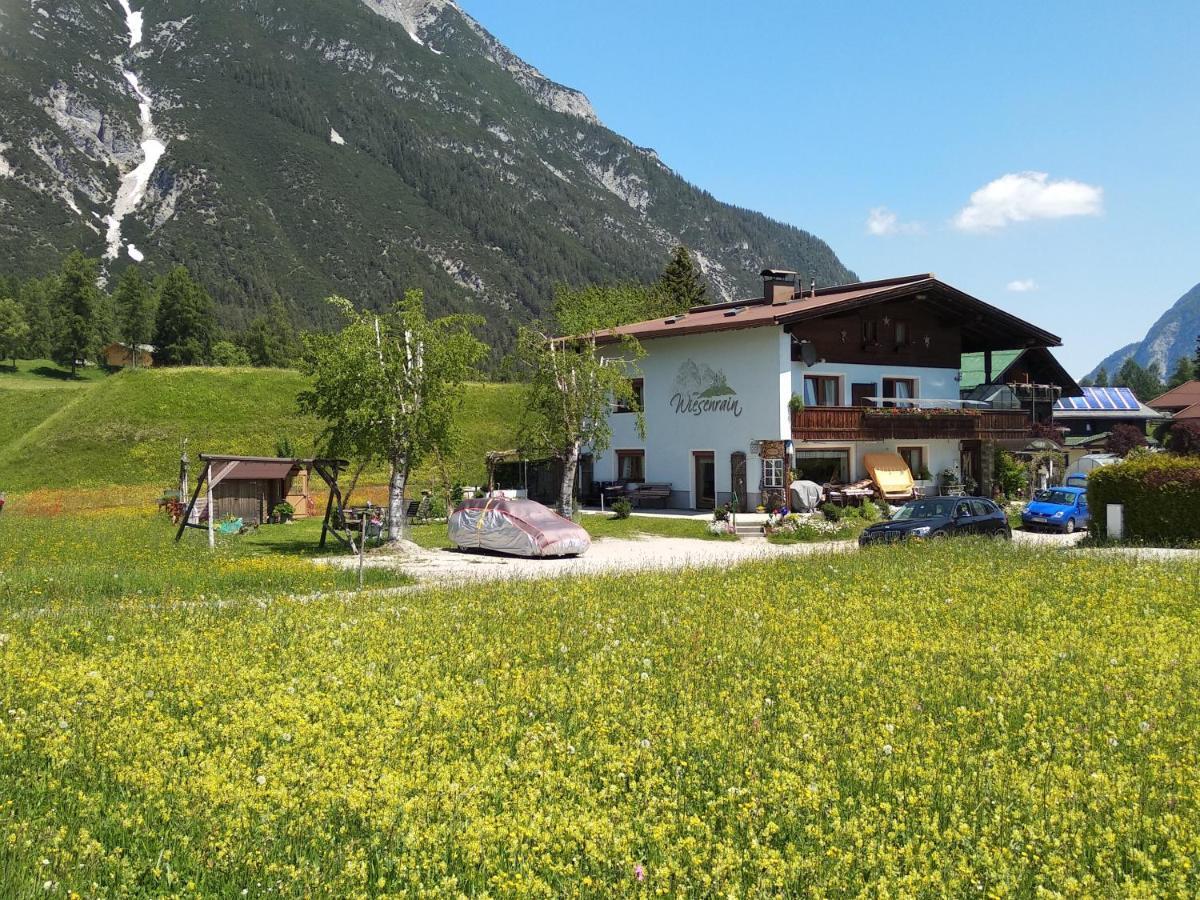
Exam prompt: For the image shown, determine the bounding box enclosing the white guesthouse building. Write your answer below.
[591,271,1063,510]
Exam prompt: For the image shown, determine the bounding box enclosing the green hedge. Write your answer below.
[1087,455,1200,543]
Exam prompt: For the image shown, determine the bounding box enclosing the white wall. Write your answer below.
[597,327,790,508]
[790,362,960,406]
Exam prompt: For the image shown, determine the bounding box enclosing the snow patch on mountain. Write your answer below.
[103,0,167,259]
[0,142,11,178]
[330,128,345,145]
[358,0,599,124]
[113,0,142,47]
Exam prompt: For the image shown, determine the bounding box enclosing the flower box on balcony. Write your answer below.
[862,407,982,419]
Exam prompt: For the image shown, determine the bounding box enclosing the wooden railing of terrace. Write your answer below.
[791,407,1032,442]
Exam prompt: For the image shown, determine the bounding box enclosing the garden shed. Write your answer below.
[184,454,316,527]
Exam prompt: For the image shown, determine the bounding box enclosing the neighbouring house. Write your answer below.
[1148,380,1200,424]
[959,347,1081,424]
[1052,386,1163,443]
[588,270,1068,509]
[103,342,155,368]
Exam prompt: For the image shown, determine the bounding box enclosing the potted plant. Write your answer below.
[272,501,295,524]
[788,393,805,415]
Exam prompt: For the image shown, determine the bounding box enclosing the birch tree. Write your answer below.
[300,291,484,542]
[513,326,645,515]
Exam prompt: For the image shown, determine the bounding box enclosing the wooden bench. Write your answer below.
[627,483,672,508]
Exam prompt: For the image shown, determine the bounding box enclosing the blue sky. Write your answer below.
[461,0,1200,376]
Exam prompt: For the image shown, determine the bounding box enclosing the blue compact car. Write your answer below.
[1021,486,1089,533]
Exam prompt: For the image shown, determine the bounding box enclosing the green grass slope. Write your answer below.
[0,360,105,454]
[0,366,524,492]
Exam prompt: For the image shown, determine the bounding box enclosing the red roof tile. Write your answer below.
[1149,380,1200,410]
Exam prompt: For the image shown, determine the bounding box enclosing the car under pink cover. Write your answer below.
[447,497,591,557]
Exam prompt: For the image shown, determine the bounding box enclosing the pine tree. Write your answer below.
[657,245,708,311]
[1166,355,1195,390]
[241,297,299,368]
[1093,367,1109,388]
[17,277,53,360]
[0,297,30,369]
[50,251,102,374]
[1116,358,1164,402]
[154,267,215,366]
[112,266,157,368]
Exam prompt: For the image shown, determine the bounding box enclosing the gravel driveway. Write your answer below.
[365,535,855,583]
[327,527,1194,586]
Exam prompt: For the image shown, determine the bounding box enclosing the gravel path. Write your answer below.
[336,536,853,584]
[322,528,1196,587]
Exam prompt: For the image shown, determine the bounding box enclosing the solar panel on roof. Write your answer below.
[1055,387,1141,411]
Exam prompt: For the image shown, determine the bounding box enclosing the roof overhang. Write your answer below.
[777,279,1062,351]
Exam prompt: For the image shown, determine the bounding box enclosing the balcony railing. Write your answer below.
[791,406,1033,442]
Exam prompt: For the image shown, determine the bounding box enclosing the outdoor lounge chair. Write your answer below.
[863,452,916,502]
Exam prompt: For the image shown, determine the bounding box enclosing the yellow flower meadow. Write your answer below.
[1,511,1199,896]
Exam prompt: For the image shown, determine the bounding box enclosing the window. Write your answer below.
[616,450,644,482]
[894,321,909,348]
[614,378,644,414]
[761,457,785,489]
[897,446,925,478]
[793,449,850,484]
[882,377,917,406]
[803,375,841,407]
[861,319,879,347]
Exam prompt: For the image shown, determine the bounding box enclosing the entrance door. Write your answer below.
[730,451,747,512]
[960,441,981,495]
[693,452,716,509]
[851,382,876,407]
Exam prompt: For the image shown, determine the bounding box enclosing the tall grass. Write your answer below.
[1,533,1197,895]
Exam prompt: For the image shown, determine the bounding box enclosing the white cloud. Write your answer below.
[953,171,1102,232]
[1006,279,1038,293]
[865,206,923,237]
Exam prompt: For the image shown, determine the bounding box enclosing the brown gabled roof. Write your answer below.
[588,274,1061,352]
[1148,380,1200,411]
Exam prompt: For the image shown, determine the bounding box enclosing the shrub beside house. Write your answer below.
[1087,454,1200,544]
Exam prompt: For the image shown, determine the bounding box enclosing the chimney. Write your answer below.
[760,268,798,305]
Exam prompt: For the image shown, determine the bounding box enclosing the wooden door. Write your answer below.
[694,452,716,509]
[730,451,747,512]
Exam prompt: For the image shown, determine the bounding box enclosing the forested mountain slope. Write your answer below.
[0,0,853,345]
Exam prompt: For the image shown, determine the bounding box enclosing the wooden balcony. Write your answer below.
[791,407,1033,442]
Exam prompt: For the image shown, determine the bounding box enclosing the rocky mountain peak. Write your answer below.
[358,0,601,124]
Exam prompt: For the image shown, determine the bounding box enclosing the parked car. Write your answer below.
[859,496,1011,545]
[1020,486,1089,533]
[448,497,591,557]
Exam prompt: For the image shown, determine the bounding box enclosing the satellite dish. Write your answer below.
[798,340,817,367]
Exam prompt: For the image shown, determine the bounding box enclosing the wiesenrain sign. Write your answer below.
[669,359,743,418]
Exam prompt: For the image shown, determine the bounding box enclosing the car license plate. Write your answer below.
[1032,516,1047,523]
